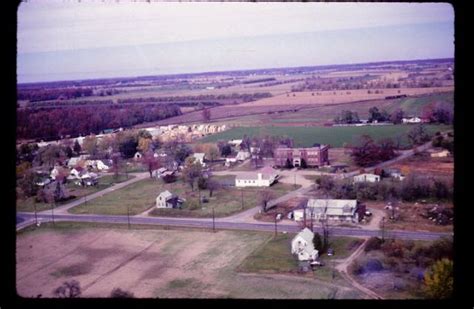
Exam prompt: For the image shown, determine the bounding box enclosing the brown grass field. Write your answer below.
[16,225,361,298]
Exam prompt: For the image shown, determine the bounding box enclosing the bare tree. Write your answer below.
[53,280,81,298]
[202,107,211,122]
[259,189,275,213]
[141,150,160,178]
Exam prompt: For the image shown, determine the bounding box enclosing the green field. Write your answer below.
[200,124,451,148]
[69,177,299,217]
[16,174,133,212]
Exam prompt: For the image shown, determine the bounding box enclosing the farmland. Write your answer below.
[200,124,451,148]
[16,224,362,298]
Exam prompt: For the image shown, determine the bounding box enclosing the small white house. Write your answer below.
[134,152,143,161]
[402,117,422,124]
[228,139,243,147]
[235,151,251,161]
[353,173,381,183]
[153,167,168,178]
[156,190,182,208]
[235,167,278,187]
[431,149,450,158]
[193,153,206,166]
[291,228,319,261]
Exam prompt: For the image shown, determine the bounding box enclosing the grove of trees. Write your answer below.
[17,104,182,140]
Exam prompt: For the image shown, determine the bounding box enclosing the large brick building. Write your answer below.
[273,145,330,168]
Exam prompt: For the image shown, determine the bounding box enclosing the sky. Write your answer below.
[17,1,455,83]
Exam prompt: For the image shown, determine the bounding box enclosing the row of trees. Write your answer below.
[18,87,94,102]
[334,103,452,125]
[350,135,397,167]
[315,174,453,202]
[17,104,182,140]
[116,92,272,104]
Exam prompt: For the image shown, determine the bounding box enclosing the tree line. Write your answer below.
[17,87,94,102]
[17,104,182,141]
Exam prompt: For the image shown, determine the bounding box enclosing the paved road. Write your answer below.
[16,140,447,241]
[17,211,452,241]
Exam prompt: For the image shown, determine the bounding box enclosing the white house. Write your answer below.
[228,139,243,147]
[193,153,206,166]
[402,117,422,124]
[85,160,109,171]
[152,167,168,178]
[431,149,450,158]
[156,190,182,208]
[291,228,319,261]
[134,152,143,161]
[235,151,251,161]
[50,166,60,180]
[235,166,278,187]
[353,173,381,183]
[293,199,361,223]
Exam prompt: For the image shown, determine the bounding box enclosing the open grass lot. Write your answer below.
[16,174,133,213]
[200,124,451,148]
[237,233,363,286]
[16,223,361,298]
[69,177,298,217]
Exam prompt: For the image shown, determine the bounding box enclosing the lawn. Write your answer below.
[200,124,451,148]
[237,233,361,284]
[16,174,133,213]
[68,177,298,217]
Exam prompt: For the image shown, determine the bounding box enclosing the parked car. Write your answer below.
[327,248,335,256]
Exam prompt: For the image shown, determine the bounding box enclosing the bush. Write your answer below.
[365,258,384,272]
[110,288,134,298]
[365,237,383,252]
[381,240,405,258]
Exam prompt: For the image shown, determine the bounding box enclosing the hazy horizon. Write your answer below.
[17,2,454,83]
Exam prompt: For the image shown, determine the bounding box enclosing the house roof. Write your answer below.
[236,172,259,180]
[158,190,175,200]
[307,199,358,216]
[295,227,314,244]
[354,173,379,178]
[193,153,205,160]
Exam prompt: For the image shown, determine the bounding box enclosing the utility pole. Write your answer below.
[33,201,38,226]
[51,202,55,226]
[241,189,244,210]
[274,215,278,236]
[212,207,215,232]
[127,204,131,230]
[198,186,202,208]
[381,216,386,242]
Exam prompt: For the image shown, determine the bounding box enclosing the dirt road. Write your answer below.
[335,238,384,300]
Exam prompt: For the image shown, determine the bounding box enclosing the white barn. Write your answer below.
[291,228,319,261]
[353,173,380,183]
[235,167,278,187]
[293,199,361,223]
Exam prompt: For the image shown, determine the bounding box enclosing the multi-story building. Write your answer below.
[273,145,330,168]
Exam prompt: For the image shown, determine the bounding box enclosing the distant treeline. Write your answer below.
[117,93,272,104]
[242,78,276,85]
[25,99,115,108]
[17,87,94,102]
[17,104,182,140]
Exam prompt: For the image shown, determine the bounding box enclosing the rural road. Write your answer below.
[16,211,451,241]
[16,140,448,241]
[335,239,384,300]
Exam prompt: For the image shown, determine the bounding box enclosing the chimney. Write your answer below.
[257,173,262,181]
